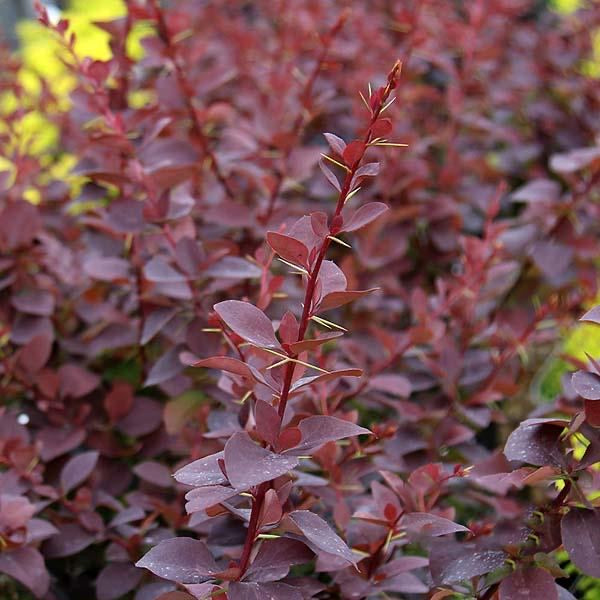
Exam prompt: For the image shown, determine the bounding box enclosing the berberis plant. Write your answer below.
[135,61,406,599]
[2,0,600,599]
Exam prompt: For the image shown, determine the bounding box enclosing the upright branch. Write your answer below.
[150,0,237,201]
[236,59,403,577]
[260,11,349,223]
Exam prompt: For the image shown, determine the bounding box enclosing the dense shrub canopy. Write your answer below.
[1,1,600,599]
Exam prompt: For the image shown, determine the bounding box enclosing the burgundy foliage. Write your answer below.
[1,0,600,598]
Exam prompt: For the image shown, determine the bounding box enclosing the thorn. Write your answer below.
[321,152,350,171]
[328,235,352,248]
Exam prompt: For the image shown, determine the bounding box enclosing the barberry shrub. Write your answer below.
[1,1,600,599]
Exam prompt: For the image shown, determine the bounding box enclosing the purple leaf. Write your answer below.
[174,451,228,487]
[369,374,412,398]
[354,162,380,178]
[135,537,218,583]
[43,522,96,558]
[504,419,567,466]
[141,308,178,345]
[287,510,355,565]
[245,538,313,582]
[58,364,100,398]
[38,426,86,462]
[60,450,99,493]
[204,256,261,279]
[323,132,346,155]
[499,567,558,600]
[341,202,388,232]
[97,562,144,600]
[117,396,163,437]
[144,256,187,283]
[550,147,600,173]
[267,231,309,268]
[185,485,239,513]
[11,289,55,316]
[25,519,59,544]
[134,461,174,488]
[224,432,298,489]
[581,305,600,325]
[572,370,600,400]
[561,508,600,577]
[0,494,35,530]
[0,547,49,598]
[285,415,370,454]
[190,356,270,388]
[511,178,561,204]
[319,159,341,192]
[144,346,185,387]
[109,506,146,528]
[401,512,469,537]
[214,300,281,349]
[430,541,506,584]
[228,582,303,600]
[84,256,130,281]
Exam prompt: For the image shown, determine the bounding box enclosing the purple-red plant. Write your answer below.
[1,1,600,599]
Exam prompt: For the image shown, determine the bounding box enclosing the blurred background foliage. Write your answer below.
[1,2,600,595]
[8,0,598,401]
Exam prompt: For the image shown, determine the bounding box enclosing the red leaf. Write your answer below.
[214,300,281,349]
[317,288,378,312]
[266,231,309,268]
[277,427,302,451]
[255,400,280,446]
[371,117,393,138]
[278,311,299,344]
[104,382,134,423]
[342,140,366,167]
[585,399,600,427]
[288,331,343,354]
[258,488,283,526]
[310,211,329,238]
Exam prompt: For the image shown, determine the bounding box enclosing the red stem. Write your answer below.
[260,11,349,223]
[237,61,402,578]
[151,0,237,201]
